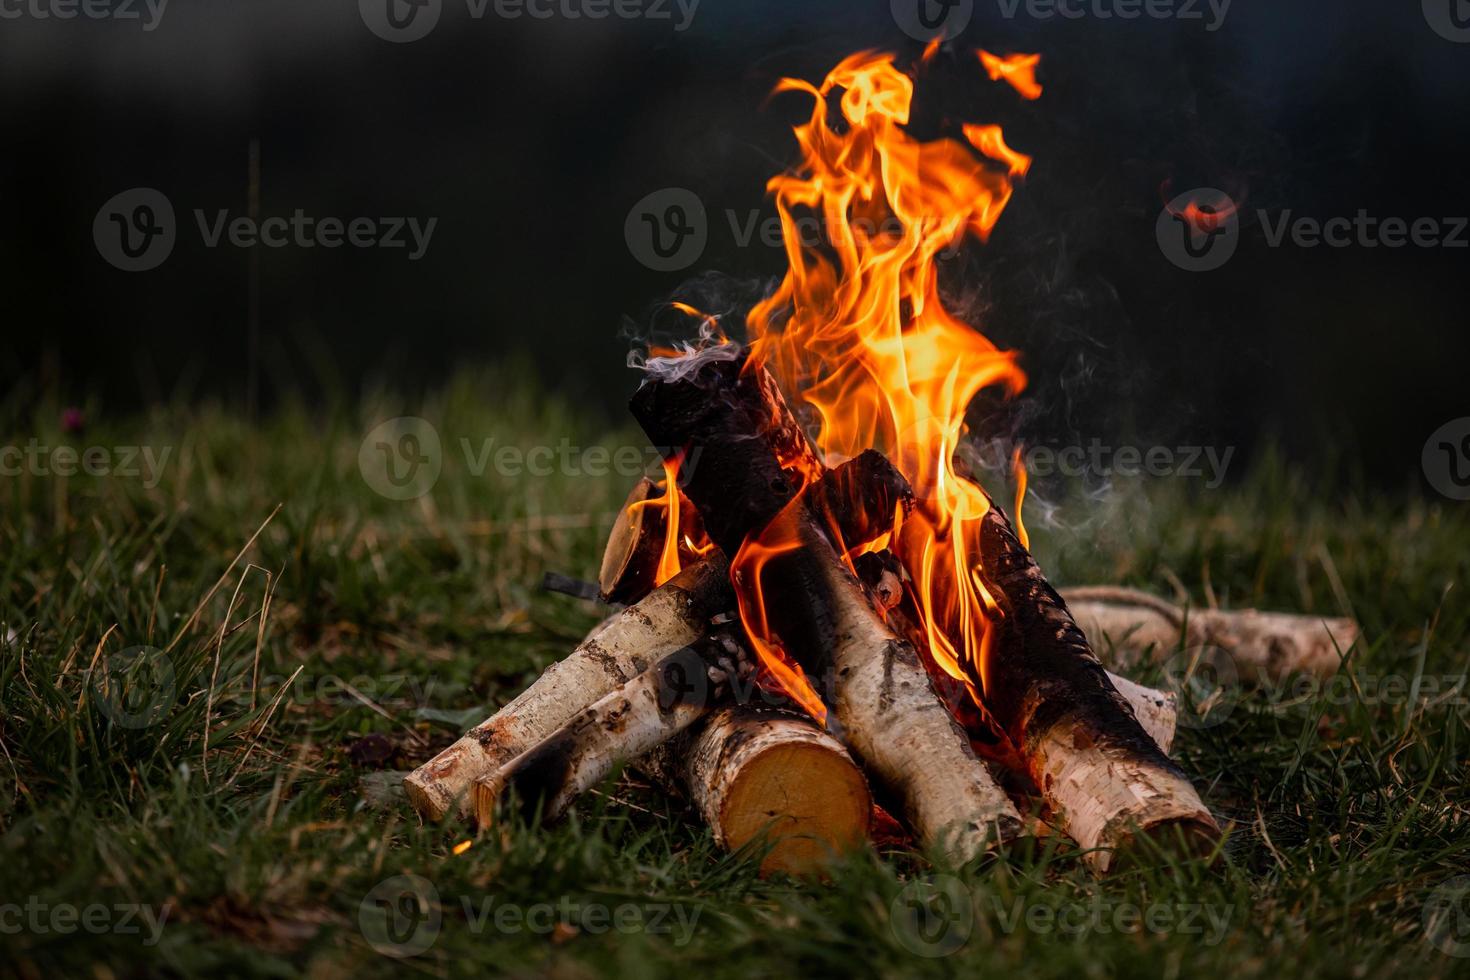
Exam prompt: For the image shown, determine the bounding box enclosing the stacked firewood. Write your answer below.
[404,350,1358,875]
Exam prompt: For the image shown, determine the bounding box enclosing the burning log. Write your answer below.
[1062,587,1358,684]
[403,557,729,822]
[677,704,870,877]
[964,501,1221,872]
[472,634,745,827]
[631,353,1025,862]
[599,476,708,604]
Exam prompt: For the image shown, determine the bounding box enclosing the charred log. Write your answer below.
[631,352,1024,861]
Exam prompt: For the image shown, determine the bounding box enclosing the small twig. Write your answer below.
[251,566,282,712]
[203,566,256,781]
[147,564,167,644]
[167,504,281,655]
[340,679,428,747]
[542,571,602,602]
[228,665,305,786]
[76,624,119,711]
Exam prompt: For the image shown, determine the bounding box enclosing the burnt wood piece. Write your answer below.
[630,351,1023,861]
[961,498,1221,871]
[631,352,818,559]
[598,449,914,609]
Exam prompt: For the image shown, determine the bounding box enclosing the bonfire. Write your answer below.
[403,49,1357,875]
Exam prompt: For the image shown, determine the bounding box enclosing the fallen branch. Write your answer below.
[1062,587,1358,684]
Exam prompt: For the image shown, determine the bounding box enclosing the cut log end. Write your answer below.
[685,707,870,877]
[599,476,662,603]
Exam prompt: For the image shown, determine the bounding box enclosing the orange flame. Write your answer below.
[628,453,710,586]
[1011,446,1030,551]
[978,50,1043,100]
[731,506,830,724]
[740,50,1034,711]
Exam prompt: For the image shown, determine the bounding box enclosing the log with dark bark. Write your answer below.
[957,500,1222,872]
[597,450,914,613]
[631,351,1024,862]
[403,557,730,822]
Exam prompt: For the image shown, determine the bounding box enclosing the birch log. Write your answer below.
[1063,587,1358,684]
[473,641,732,827]
[403,556,729,822]
[681,705,870,877]
[956,499,1221,873]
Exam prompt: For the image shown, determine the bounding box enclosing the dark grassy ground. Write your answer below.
[2,370,1467,978]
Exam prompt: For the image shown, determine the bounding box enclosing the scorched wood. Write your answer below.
[631,350,1024,862]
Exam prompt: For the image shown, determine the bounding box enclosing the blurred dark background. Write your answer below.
[2,0,1466,487]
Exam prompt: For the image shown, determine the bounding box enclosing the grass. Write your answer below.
[1,368,1467,978]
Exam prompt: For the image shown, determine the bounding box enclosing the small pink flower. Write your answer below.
[61,408,85,435]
